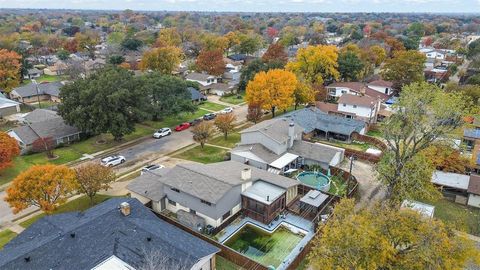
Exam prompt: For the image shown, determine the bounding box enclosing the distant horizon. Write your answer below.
[0,0,479,13]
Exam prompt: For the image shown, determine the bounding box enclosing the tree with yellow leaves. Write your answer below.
[293,82,315,110]
[246,69,297,117]
[286,45,339,85]
[308,198,480,270]
[5,164,77,214]
[140,46,183,74]
[155,27,182,48]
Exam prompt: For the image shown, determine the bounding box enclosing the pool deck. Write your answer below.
[216,212,315,270]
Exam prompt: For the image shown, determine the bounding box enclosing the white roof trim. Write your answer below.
[431,171,470,190]
[269,152,299,169]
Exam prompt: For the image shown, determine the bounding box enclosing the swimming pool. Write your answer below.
[296,171,331,192]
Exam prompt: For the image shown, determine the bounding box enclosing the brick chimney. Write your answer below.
[120,202,131,216]
[241,168,252,181]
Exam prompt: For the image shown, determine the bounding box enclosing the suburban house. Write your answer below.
[367,80,394,96]
[9,81,63,104]
[0,93,21,117]
[23,68,43,79]
[188,87,207,103]
[463,128,480,151]
[127,161,299,228]
[326,81,393,102]
[430,171,480,208]
[231,116,345,174]
[208,83,235,96]
[43,61,68,76]
[0,198,220,270]
[326,82,365,100]
[336,94,380,123]
[186,72,218,87]
[7,109,80,154]
[223,58,242,83]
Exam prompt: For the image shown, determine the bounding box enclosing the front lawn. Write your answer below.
[220,93,245,105]
[19,194,120,228]
[174,145,229,164]
[0,230,17,249]
[424,199,480,236]
[31,100,59,109]
[366,129,383,138]
[144,109,210,130]
[199,101,228,112]
[208,132,241,148]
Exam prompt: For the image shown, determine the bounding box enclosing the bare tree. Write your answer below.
[191,121,216,149]
[139,247,190,270]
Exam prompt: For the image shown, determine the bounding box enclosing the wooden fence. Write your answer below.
[154,212,268,270]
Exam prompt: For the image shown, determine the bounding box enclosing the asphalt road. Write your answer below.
[0,103,248,226]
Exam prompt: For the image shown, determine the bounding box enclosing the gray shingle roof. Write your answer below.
[11,117,79,145]
[128,161,299,204]
[127,170,170,201]
[186,72,213,81]
[188,87,206,101]
[290,140,344,165]
[24,109,60,123]
[240,118,304,144]
[0,198,219,270]
[12,81,62,98]
[283,107,365,136]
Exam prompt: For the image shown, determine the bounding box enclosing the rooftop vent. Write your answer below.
[70,233,76,238]
[120,202,131,216]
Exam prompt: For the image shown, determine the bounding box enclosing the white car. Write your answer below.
[220,107,233,114]
[153,128,172,139]
[101,155,126,167]
[140,164,165,175]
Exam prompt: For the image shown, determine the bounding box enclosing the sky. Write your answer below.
[0,0,479,13]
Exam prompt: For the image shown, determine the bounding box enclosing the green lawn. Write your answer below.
[329,175,348,197]
[20,75,65,86]
[366,129,383,138]
[144,109,210,130]
[31,100,59,109]
[216,256,245,270]
[174,145,229,164]
[208,132,240,148]
[199,101,228,112]
[19,194,119,228]
[422,199,480,236]
[0,230,17,249]
[220,94,245,105]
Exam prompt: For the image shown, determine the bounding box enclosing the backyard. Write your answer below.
[174,145,229,164]
[224,224,304,268]
[216,256,245,270]
[19,194,120,228]
[321,140,378,152]
[421,198,480,236]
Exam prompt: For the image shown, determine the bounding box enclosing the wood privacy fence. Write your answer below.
[154,212,268,270]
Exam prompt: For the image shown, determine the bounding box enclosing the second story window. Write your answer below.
[353,105,357,108]
[171,187,180,193]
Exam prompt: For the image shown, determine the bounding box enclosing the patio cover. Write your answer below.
[269,152,299,169]
[431,171,470,190]
[300,190,329,208]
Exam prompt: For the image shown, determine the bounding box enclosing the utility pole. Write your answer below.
[32,79,41,109]
[345,155,354,197]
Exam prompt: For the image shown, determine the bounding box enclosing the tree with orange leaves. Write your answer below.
[196,49,225,76]
[5,164,77,214]
[246,69,298,118]
[0,132,20,173]
[262,43,288,65]
[0,49,22,93]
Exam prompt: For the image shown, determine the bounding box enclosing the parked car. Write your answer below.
[153,128,172,139]
[101,155,126,167]
[189,118,203,126]
[175,122,191,131]
[220,107,233,114]
[203,113,216,120]
[141,164,165,175]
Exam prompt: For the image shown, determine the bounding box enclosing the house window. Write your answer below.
[346,115,353,119]
[222,210,231,221]
[168,199,176,206]
[171,187,180,193]
[385,88,388,94]
[190,209,196,215]
[353,105,357,108]
[341,90,346,94]
[201,199,212,206]
[343,104,346,107]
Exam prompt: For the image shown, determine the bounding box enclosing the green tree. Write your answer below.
[377,82,467,203]
[56,49,70,60]
[381,50,426,89]
[107,55,125,65]
[58,66,149,141]
[338,51,365,81]
[139,73,196,121]
[121,38,143,51]
[309,199,480,270]
[468,39,480,59]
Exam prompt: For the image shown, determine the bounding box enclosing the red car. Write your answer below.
[175,122,191,131]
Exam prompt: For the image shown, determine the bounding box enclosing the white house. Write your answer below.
[185,72,217,87]
[326,82,363,99]
[367,80,394,96]
[337,94,380,123]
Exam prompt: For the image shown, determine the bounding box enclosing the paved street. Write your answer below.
[0,101,248,227]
